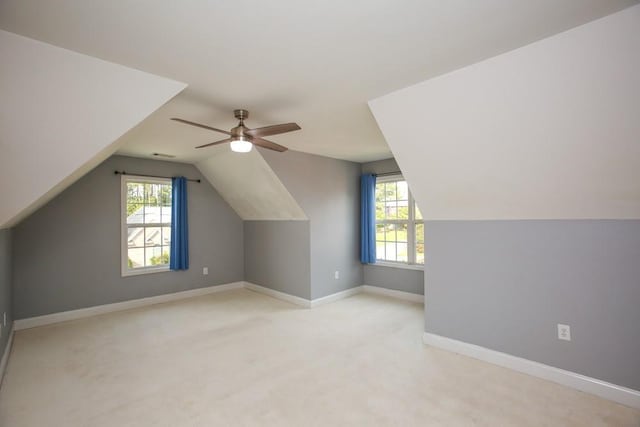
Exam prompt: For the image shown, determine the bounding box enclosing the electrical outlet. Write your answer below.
[334,270,339,280]
[203,267,209,275]
[557,324,571,341]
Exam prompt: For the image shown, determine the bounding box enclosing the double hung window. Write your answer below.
[375,176,424,266]
[121,176,172,276]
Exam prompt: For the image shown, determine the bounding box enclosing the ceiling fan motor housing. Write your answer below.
[234,109,249,121]
[232,109,250,139]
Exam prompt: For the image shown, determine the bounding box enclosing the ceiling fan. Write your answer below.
[171,109,301,153]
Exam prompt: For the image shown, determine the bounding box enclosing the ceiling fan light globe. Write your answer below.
[230,139,253,153]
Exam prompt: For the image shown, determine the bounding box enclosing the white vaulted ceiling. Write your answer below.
[1,0,636,164]
[196,147,307,221]
[370,6,640,220]
[0,30,186,228]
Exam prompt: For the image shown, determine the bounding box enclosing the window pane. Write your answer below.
[375,183,385,218]
[143,183,151,204]
[385,182,397,201]
[415,223,424,244]
[160,185,172,205]
[385,202,397,219]
[147,247,169,266]
[385,224,396,242]
[127,227,144,248]
[376,241,385,260]
[145,227,162,247]
[397,200,409,219]
[144,205,162,225]
[416,223,425,264]
[145,183,158,206]
[396,223,408,242]
[397,242,408,262]
[127,204,144,225]
[162,226,172,246]
[161,205,172,225]
[126,183,145,217]
[127,182,144,198]
[146,246,160,267]
[128,247,144,269]
[397,181,408,201]
[385,242,397,261]
[375,224,385,241]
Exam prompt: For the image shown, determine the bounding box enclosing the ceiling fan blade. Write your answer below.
[195,138,234,149]
[171,118,232,135]
[251,137,288,152]
[245,123,300,138]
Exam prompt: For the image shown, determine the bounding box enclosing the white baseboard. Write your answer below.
[423,332,640,410]
[0,326,14,388]
[243,282,422,308]
[310,286,362,308]
[12,281,424,331]
[362,285,424,303]
[245,282,366,308]
[14,282,245,331]
[243,282,311,308]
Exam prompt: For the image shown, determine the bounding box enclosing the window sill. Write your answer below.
[122,266,170,277]
[368,262,424,271]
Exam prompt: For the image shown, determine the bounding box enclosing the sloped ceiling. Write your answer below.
[369,5,640,220]
[196,147,306,221]
[0,30,186,228]
[0,0,637,163]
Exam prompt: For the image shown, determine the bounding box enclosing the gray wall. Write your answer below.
[0,228,12,360]
[361,158,424,295]
[260,149,363,299]
[364,265,423,295]
[425,220,640,391]
[244,221,311,300]
[12,155,244,319]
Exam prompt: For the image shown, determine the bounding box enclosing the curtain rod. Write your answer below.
[114,170,201,183]
[374,171,402,177]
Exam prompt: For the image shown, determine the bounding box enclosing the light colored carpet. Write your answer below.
[0,289,638,426]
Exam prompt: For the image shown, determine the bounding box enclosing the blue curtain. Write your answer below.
[360,174,376,264]
[170,177,189,270]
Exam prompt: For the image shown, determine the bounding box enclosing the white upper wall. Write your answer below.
[196,147,307,221]
[0,30,186,228]
[369,5,640,220]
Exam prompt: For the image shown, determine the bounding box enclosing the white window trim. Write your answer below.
[375,174,424,268]
[374,261,424,271]
[121,175,172,277]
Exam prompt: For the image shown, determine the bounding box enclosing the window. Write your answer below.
[121,176,172,276]
[375,176,424,266]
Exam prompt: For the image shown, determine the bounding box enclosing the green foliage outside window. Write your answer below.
[150,252,170,266]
